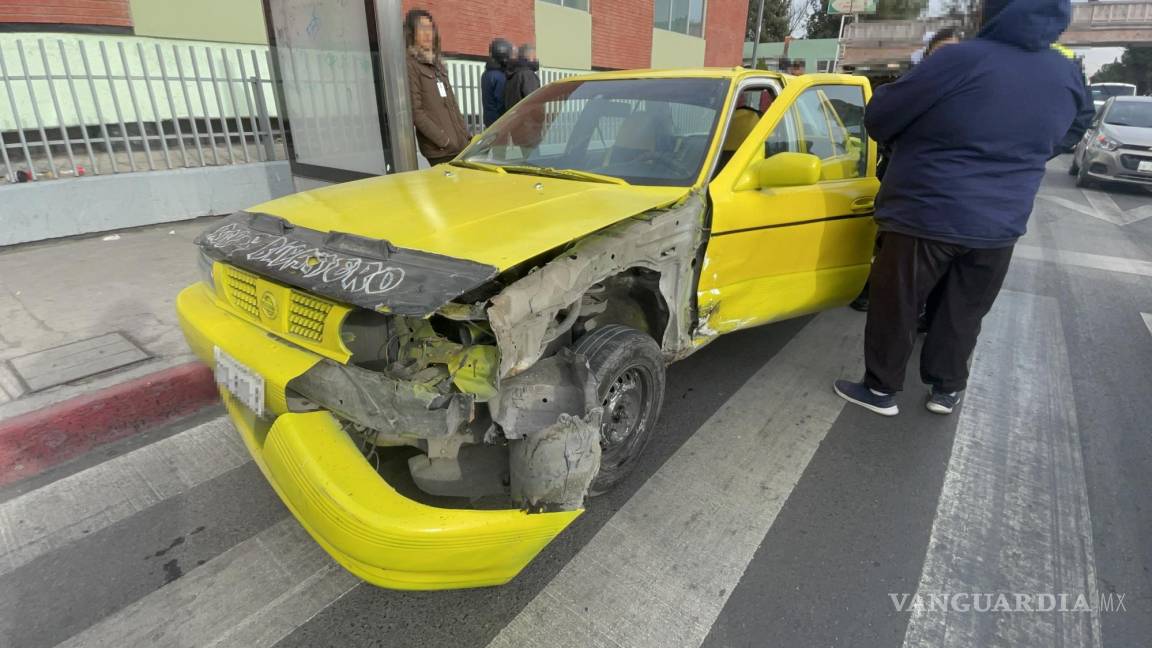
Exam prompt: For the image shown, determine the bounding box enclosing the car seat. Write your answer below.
[715,107,762,175]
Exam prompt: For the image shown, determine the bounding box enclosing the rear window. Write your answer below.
[1103,102,1152,129]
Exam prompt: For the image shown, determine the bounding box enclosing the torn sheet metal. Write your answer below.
[487,192,706,378]
[288,359,473,438]
[197,212,498,316]
[509,409,603,512]
[488,348,599,439]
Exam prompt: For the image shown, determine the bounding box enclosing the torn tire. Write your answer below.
[574,325,666,495]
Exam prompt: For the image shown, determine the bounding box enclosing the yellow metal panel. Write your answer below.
[177,282,323,415]
[252,406,581,590]
[244,170,686,271]
[698,74,878,333]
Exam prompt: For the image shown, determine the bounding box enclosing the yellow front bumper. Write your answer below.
[176,283,581,590]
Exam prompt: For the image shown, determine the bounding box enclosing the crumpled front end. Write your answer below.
[176,281,581,590]
[178,192,709,589]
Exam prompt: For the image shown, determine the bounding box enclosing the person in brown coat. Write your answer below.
[404,9,470,165]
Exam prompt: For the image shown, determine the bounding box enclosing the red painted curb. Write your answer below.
[0,362,219,487]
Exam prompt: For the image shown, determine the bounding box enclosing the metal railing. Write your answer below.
[1072,0,1152,26]
[1,37,285,183]
[446,60,580,133]
[844,0,1152,44]
[842,17,963,44]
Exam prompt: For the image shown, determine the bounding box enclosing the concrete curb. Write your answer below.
[0,362,218,486]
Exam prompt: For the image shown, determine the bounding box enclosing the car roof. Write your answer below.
[1111,96,1152,103]
[560,67,787,84]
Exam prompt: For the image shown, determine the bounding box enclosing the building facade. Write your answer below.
[742,38,840,73]
[401,0,746,70]
[1,1,746,69]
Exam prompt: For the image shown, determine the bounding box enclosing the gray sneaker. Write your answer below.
[926,388,960,415]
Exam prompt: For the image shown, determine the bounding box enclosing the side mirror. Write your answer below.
[744,152,821,189]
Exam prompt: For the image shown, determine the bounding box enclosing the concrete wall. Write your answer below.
[650,29,706,68]
[536,0,592,70]
[128,0,268,45]
[0,161,292,246]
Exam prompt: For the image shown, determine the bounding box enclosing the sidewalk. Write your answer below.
[0,218,223,481]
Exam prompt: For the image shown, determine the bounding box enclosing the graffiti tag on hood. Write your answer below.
[195,212,499,317]
[203,222,405,295]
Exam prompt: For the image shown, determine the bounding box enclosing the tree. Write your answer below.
[747,0,810,42]
[941,0,981,34]
[872,0,928,20]
[805,0,842,39]
[1090,47,1152,93]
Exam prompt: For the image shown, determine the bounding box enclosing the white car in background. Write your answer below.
[1088,82,1137,112]
[1070,96,1152,188]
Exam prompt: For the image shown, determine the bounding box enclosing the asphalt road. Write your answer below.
[1,159,1150,648]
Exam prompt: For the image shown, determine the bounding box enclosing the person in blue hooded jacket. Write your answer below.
[481,39,513,128]
[834,0,1092,417]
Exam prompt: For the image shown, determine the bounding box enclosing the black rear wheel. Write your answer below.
[572,325,666,495]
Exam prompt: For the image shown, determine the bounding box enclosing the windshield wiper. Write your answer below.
[448,159,507,174]
[499,165,628,186]
[1105,121,1131,126]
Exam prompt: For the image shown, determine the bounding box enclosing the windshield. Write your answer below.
[1103,101,1152,128]
[1091,84,1137,101]
[460,77,731,186]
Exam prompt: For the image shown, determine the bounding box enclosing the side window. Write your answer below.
[763,85,867,181]
[820,85,867,179]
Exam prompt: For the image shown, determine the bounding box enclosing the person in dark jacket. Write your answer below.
[503,44,541,111]
[834,0,1092,417]
[481,38,513,128]
[1054,44,1096,154]
[404,8,470,165]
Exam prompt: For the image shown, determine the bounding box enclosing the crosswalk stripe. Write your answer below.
[1143,312,1152,340]
[1014,245,1152,278]
[1038,191,1152,227]
[54,518,360,648]
[0,417,248,577]
[902,291,1102,648]
[487,308,864,648]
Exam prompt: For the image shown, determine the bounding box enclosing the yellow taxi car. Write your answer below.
[177,68,878,590]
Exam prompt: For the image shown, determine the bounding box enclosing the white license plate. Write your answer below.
[1139,160,1152,173]
[214,347,265,416]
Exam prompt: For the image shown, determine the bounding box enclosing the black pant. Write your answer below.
[426,155,456,166]
[864,232,1014,394]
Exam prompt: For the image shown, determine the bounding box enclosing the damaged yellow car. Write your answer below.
[177,68,878,590]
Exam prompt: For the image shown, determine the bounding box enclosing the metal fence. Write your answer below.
[0,37,586,183]
[0,37,285,183]
[446,60,580,133]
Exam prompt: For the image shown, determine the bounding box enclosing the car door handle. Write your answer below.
[850,198,875,213]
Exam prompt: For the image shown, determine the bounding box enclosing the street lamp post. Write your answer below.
[750,0,767,68]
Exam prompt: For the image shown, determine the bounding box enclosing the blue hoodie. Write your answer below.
[864,0,1092,248]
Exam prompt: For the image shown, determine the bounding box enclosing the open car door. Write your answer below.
[698,74,879,336]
